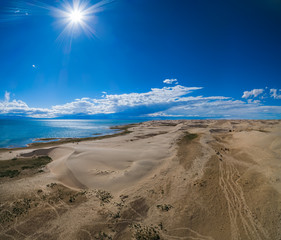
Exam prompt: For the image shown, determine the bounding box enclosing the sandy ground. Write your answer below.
[0,120,281,240]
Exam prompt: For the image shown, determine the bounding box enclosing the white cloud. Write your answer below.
[50,85,203,116]
[242,89,264,99]
[0,85,202,118]
[247,99,261,104]
[163,78,178,84]
[148,99,281,119]
[1,84,281,119]
[0,92,52,117]
[148,112,185,117]
[270,89,281,99]
[4,91,10,102]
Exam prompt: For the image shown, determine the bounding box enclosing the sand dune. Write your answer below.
[42,122,181,192]
[0,120,281,239]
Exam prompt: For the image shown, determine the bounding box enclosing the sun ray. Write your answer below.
[12,0,113,51]
[53,0,113,39]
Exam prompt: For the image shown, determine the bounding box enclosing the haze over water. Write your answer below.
[0,119,141,148]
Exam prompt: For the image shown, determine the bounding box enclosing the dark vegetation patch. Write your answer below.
[0,198,32,224]
[35,138,59,141]
[158,122,178,126]
[188,124,208,128]
[256,129,269,133]
[193,179,207,188]
[181,132,198,143]
[156,204,173,212]
[0,156,52,179]
[210,129,229,133]
[96,190,113,205]
[45,183,87,205]
[94,231,113,240]
[0,169,20,178]
[132,224,160,240]
[22,148,53,157]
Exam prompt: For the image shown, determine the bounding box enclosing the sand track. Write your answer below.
[218,158,269,240]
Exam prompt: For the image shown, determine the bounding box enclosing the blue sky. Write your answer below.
[0,0,281,119]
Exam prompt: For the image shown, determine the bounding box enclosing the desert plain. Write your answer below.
[0,120,281,240]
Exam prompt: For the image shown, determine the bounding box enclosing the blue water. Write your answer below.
[0,119,142,148]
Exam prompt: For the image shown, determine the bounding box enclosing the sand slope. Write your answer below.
[0,120,281,240]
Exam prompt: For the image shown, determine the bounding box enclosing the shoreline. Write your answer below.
[0,123,138,153]
[1,119,278,153]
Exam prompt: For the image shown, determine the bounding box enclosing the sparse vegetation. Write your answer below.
[46,182,57,188]
[133,224,160,240]
[45,184,86,204]
[12,198,32,216]
[158,222,163,230]
[0,184,88,227]
[36,138,59,141]
[0,198,33,224]
[112,211,121,219]
[183,133,198,142]
[0,169,20,178]
[94,231,112,240]
[177,132,198,149]
[0,156,52,179]
[68,192,85,203]
[156,204,173,212]
[96,190,113,204]
[0,210,14,223]
[120,194,129,201]
[257,129,269,133]
[21,165,34,170]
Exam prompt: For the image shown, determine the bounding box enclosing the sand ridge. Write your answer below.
[44,121,185,191]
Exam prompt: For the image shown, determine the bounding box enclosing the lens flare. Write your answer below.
[52,0,113,40]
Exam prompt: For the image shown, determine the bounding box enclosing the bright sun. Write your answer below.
[53,0,112,38]
[69,10,83,23]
